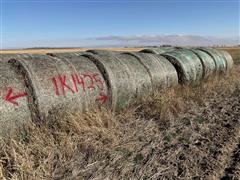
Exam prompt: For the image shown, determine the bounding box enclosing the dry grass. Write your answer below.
[0,66,240,179]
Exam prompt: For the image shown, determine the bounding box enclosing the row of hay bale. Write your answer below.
[0,47,233,136]
[140,47,234,84]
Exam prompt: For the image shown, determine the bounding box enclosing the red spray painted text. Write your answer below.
[51,72,108,104]
[0,87,28,106]
[0,72,108,107]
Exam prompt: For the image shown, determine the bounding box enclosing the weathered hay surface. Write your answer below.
[162,49,203,84]
[0,62,31,136]
[10,54,108,120]
[0,54,31,62]
[122,52,178,89]
[196,47,227,72]
[188,49,216,78]
[82,52,152,111]
[47,52,82,58]
[86,49,120,56]
[140,47,177,54]
[218,49,234,70]
[48,53,109,110]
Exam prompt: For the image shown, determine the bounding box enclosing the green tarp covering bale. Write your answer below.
[140,47,177,54]
[82,52,152,111]
[122,52,178,89]
[10,54,108,121]
[218,49,234,71]
[196,47,227,73]
[162,49,203,84]
[0,62,31,137]
[188,49,216,78]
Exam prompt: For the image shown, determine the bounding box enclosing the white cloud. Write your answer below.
[90,35,239,47]
[2,34,239,49]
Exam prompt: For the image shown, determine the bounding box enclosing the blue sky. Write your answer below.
[1,0,239,49]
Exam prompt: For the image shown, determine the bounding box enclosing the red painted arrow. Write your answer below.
[4,88,28,106]
[96,92,108,104]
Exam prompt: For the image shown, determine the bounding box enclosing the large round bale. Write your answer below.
[122,52,178,89]
[188,49,216,78]
[48,53,109,110]
[82,52,152,111]
[10,54,108,121]
[162,49,203,84]
[196,47,227,72]
[218,49,234,70]
[0,62,31,137]
[140,47,177,54]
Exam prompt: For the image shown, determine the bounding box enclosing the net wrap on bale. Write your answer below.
[162,49,203,84]
[122,52,178,90]
[218,49,234,71]
[196,47,227,73]
[82,52,152,111]
[140,47,177,54]
[188,49,216,78]
[10,54,108,120]
[87,49,120,56]
[0,54,31,62]
[0,62,31,136]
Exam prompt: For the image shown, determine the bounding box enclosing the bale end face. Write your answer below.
[0,62,32,137]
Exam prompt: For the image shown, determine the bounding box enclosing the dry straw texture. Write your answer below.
[0,62,31,137]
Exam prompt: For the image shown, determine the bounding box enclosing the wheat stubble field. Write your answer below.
[0,47,240,179]
[0,48,142,55]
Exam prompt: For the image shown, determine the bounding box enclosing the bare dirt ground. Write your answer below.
[0,63,240,179]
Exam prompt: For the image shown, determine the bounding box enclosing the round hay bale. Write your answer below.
[188,49,216,78]
[162,49,203,84]
[82,52,152,111]
[196,47,227,72]
[218,49,234,70]
[140,47,177,54]
[48,53,109,110]
[122,52,178,89]
[10,54,108,120]
[0,62,31,137]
